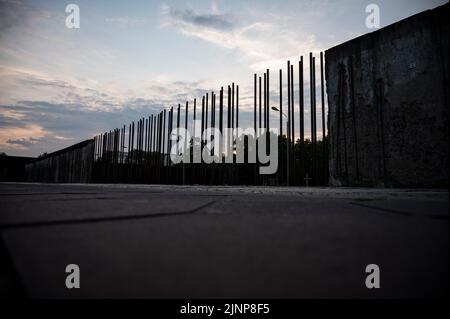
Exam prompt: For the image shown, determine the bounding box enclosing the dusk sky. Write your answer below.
[0,0,446,157]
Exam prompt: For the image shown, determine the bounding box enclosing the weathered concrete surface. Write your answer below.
[25,140,94,183]
[325,4,449,187]
[0,183,447,298]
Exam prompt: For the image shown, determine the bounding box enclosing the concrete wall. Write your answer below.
[325,4,448,187]
[25,139,94,183]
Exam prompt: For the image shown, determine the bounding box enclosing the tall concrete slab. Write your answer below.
[325,4,448,187]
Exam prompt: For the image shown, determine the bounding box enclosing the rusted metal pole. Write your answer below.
[116,128,122,163]
[105,131,108,163]
[254,74,257,134]
[299,56,305,184]
[142,118,145,162]
[102,133,105,162]
[131,122,135,164]
[100,133,103,162]
[193,98,197,138]
[201,97,205,141]
[176,106,180,174]
[312,57,316,143]
[116,128,119,164]
[127,124,131,163]
[159,112,163,164]
[111,130,113,163]
[211,93,216,158]
[185,101,189,151]
[94,135,97,161]
[227,85,231,129]
[266,69,269,130]
[110,130,113,164]
[291,63,295,184]
[320,51,328,184]
[154,114,157,166]
[219,87,223,160]
[153,116,156,165]
[156,114,159,166]
[290,65,294,145]
[112,130,115,164]
[163,109,166,164]
[138,119,142,164]
[123,126,126,163]
[312,55,317,184]
[320,52,326,143]
[168,107,173,166]
[177,104,181,150]
[210,93,214,157]
[183,101,188,184]
[205,93,209,130]
[147,116,151,162]
[100,134,103,161]
[192,98,196,163]
[144,118,148,159]
[211,92,216,127]
[140,120,143,163]
[227,85,231,165]
[287,60,291,185]
[140,119,144,164]
[236,86,239,129]
[142,118,145,163]
[263,73,266,129]
[93,135,97,161]
[309,53,314,183]
[279,69,282,137]
[259,76,262,136]
[232,83,235,130]
[149,115,153,162]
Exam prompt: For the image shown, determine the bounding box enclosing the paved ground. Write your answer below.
[0,183,448,298]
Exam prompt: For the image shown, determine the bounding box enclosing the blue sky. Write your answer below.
[0,0,447,156]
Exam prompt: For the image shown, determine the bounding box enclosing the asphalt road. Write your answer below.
[0,183,448,298]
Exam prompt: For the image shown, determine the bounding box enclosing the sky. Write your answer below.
[0,0,447,157]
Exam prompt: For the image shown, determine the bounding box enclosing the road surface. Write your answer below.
[0,183,448,298]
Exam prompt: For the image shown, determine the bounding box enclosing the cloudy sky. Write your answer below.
[0,0,446,157]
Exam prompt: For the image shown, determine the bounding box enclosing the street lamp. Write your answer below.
[271,106,290,186]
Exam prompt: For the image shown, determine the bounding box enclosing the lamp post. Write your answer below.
[272,106,290,186]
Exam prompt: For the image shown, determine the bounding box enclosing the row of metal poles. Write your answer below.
[93,52,328,186]
[93,83,239,163]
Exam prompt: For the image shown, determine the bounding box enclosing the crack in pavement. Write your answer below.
[350,202,449,220]
[0,200,218,231]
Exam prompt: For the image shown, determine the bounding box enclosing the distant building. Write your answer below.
[0,155,35,182]
[326,4,448,187]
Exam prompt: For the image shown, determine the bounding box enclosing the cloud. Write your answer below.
[0,67,222,156]
[0,2,329,156]
[161,4,235,31]
[159,3,324,71]
[0,123,46,150]
[6,137,40,147]
[19,76,76,90]
[0,0,52,34]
